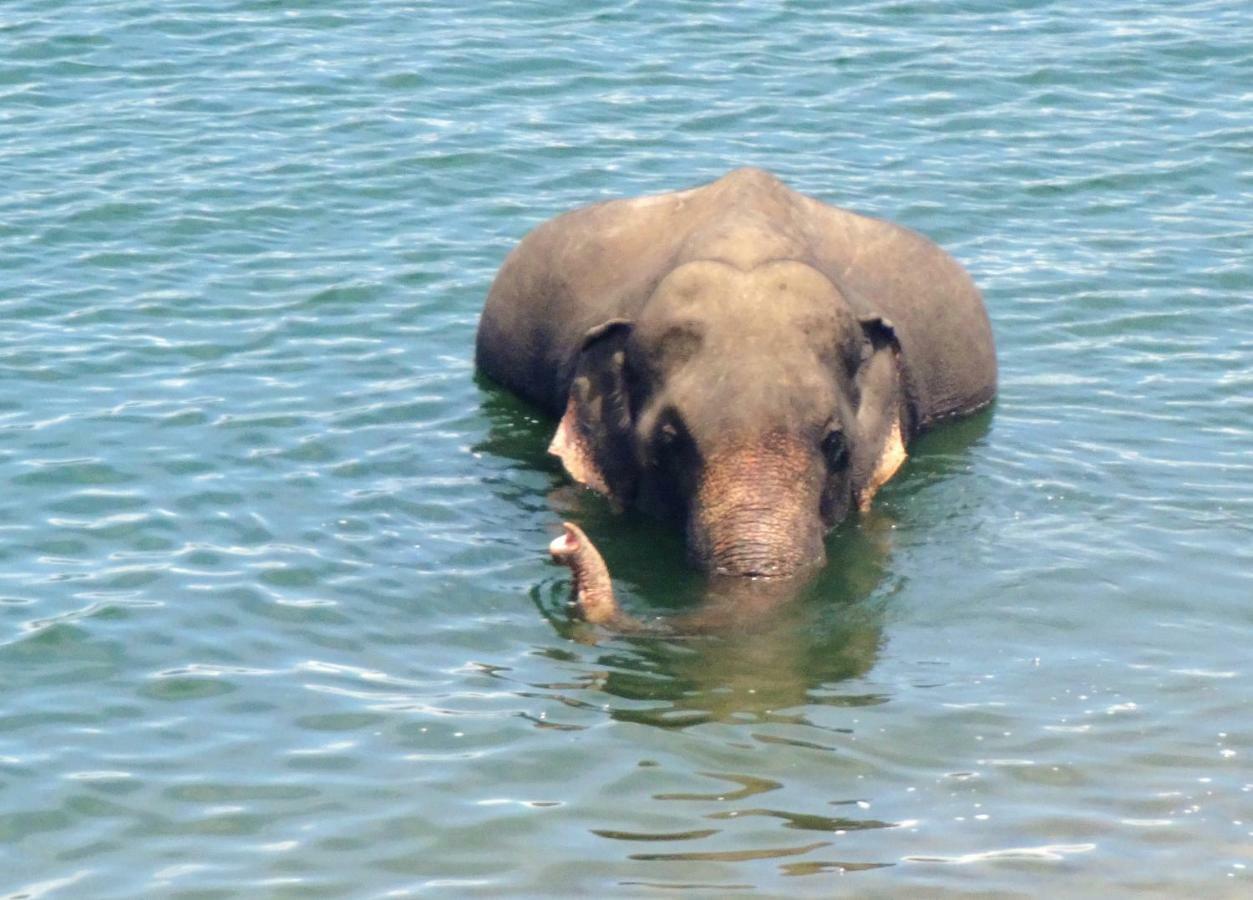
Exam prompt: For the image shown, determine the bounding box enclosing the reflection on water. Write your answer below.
[627,840,833,863]
[904,843,1097,865]
[781,860,895,875]
[481,399,1000,881]
[654,773,782,803]
[592,827,719,842]
[500,385,995,719]
[707,808,898,833]
[528,563,888,727]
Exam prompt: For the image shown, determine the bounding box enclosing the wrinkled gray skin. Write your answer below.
[478,168,996,600]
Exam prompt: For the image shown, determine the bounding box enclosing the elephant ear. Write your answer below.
[851,315,909,511]
[548,320,637,506]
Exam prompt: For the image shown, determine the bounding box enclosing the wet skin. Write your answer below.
[479,168,996,629]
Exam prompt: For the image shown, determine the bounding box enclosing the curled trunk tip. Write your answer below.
[548,521,582,560]
[549,521,620,625]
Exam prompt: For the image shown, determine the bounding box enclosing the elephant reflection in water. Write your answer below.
[532,408,992,721]
[537,508,895,724]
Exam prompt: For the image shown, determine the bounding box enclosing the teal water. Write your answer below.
[2,0,1250,895]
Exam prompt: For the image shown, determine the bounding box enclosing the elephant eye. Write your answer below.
[647,413,688,471]
[647,409,683,451]
[822,428,848,468]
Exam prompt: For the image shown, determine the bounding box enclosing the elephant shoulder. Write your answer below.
[477,188,699,415]
[797,195,997,429]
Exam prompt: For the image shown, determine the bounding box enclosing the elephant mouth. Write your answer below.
[708,548,824,580]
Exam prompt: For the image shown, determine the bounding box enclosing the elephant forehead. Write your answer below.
[657,346,842,423]
[645,259,852,326]
[638,259,860,363]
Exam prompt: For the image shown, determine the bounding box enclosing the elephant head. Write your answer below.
[550,259,909,579]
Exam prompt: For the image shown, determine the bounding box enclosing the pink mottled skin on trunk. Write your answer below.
[548,522,621,625]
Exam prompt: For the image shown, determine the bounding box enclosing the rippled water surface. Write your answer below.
[2,0,1251,895]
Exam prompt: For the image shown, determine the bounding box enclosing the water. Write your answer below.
[1,0,1250,895]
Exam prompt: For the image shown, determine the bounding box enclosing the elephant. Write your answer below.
[477,168,996,623]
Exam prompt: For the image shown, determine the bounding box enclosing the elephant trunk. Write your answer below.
[688,433,826,578]
[550,522,620,625]
[549,520,806,636]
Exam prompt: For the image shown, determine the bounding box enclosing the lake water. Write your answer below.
[2,0,1250,896]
